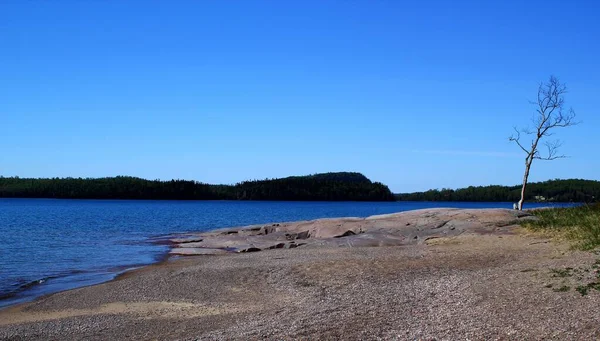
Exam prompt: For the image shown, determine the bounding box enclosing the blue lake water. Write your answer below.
[0,199,575,308]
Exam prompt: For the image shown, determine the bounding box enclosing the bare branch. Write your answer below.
[508,127,530,154]
[539,107,578,136]
[521,127,534,135]
[534,140,567,160]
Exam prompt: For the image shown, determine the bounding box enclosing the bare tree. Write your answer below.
[509,76,578,210]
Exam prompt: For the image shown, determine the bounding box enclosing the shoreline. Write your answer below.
[0,263,158,311]
[0,204,571,311]
[2,207,600,339]
[0,207,532,310]
[1,207,599,339]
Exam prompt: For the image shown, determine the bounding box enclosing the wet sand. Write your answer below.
[1,209,599,340]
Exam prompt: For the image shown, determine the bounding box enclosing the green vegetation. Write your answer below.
[576,285,589,296]
[574,283,600,296]
[544,263,600,296]
[0,172,395,201]
[523,204,600,250]
[574,272,600,296]
[396,179,599,203]
[551,268,575,278]
[3,175,597,203]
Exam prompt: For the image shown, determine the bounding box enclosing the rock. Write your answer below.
[169,248,228,256]
[260,225,277,235]
[284,230,310,240]
[170,237,204,244]
[174,242,206,248]
[297,230,310,239]
[166,208,532,256]
[334,230,356,238]
[240,247,261,253]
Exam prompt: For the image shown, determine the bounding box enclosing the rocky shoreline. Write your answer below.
[2,208,599,340]
[168,208,535,255]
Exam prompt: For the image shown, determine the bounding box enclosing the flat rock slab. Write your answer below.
[168,208,534,256]
[169,247,229,256]
[170,237,204,244]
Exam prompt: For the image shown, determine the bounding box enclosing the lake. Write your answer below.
[0,199,575,308]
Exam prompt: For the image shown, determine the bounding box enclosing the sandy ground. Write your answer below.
[1,212,600,340]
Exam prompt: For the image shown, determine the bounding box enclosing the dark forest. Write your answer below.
[0,172,395,201]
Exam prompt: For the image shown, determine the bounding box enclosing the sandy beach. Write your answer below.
[1,208,599,340]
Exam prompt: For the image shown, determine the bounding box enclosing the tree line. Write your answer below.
[0,172,395,201]
[395,179,599,203]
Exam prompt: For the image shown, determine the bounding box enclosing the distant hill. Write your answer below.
[233,172,394,201]
[395,179,599,203]
[0,172,395,202]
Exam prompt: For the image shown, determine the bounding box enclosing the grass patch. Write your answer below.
[544,259,600,295]
[550,268,574,278]
[575,282,600,296]
[522,203,600,250]
[576,285,589,296]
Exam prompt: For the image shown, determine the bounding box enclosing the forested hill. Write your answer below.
[396,179,599,203]
[233,172,394,201]
[0,172,395,201]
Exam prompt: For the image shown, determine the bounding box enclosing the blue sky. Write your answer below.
[1,0,598,192]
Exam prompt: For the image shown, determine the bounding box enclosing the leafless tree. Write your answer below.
[509,76,578,210]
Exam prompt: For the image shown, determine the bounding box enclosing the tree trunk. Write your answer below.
[518,158,532,210]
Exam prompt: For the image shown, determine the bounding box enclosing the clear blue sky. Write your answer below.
[1,1,598,192]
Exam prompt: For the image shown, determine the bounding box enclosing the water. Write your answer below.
[0,199,574,308]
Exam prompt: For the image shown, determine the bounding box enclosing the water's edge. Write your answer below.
[0,202,577,311]
[0,261,164,310]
